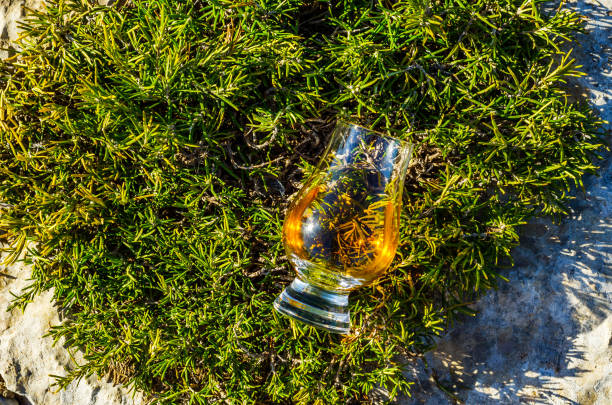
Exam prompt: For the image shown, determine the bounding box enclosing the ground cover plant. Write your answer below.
[0,0,604,403]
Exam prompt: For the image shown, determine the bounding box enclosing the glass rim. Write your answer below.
[336,120,412,148]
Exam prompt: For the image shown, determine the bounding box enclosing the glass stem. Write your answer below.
[273,277,350,334]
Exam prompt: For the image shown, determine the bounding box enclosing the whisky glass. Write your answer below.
[274,122,413,334]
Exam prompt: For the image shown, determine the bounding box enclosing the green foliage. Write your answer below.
[0,0,603,403]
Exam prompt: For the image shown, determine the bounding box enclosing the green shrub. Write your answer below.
[0,0,603,403]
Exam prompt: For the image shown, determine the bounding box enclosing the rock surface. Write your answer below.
[0,254,144,405]
[0,1,44,58]
[0,2,142,405]
[403,1,612,404]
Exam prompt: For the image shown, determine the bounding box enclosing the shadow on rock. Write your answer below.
[399,1,612,400]
[400,163,612,405]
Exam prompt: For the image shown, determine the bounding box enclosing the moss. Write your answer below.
[0,0,604,403]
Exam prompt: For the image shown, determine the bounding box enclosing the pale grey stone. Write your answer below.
[402,1,612,404]
[0,256,144,405]
[0,3,143,405]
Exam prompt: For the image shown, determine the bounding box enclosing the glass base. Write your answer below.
[273,278,350,334]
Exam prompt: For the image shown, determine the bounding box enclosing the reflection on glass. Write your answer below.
[274,122,413,334]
